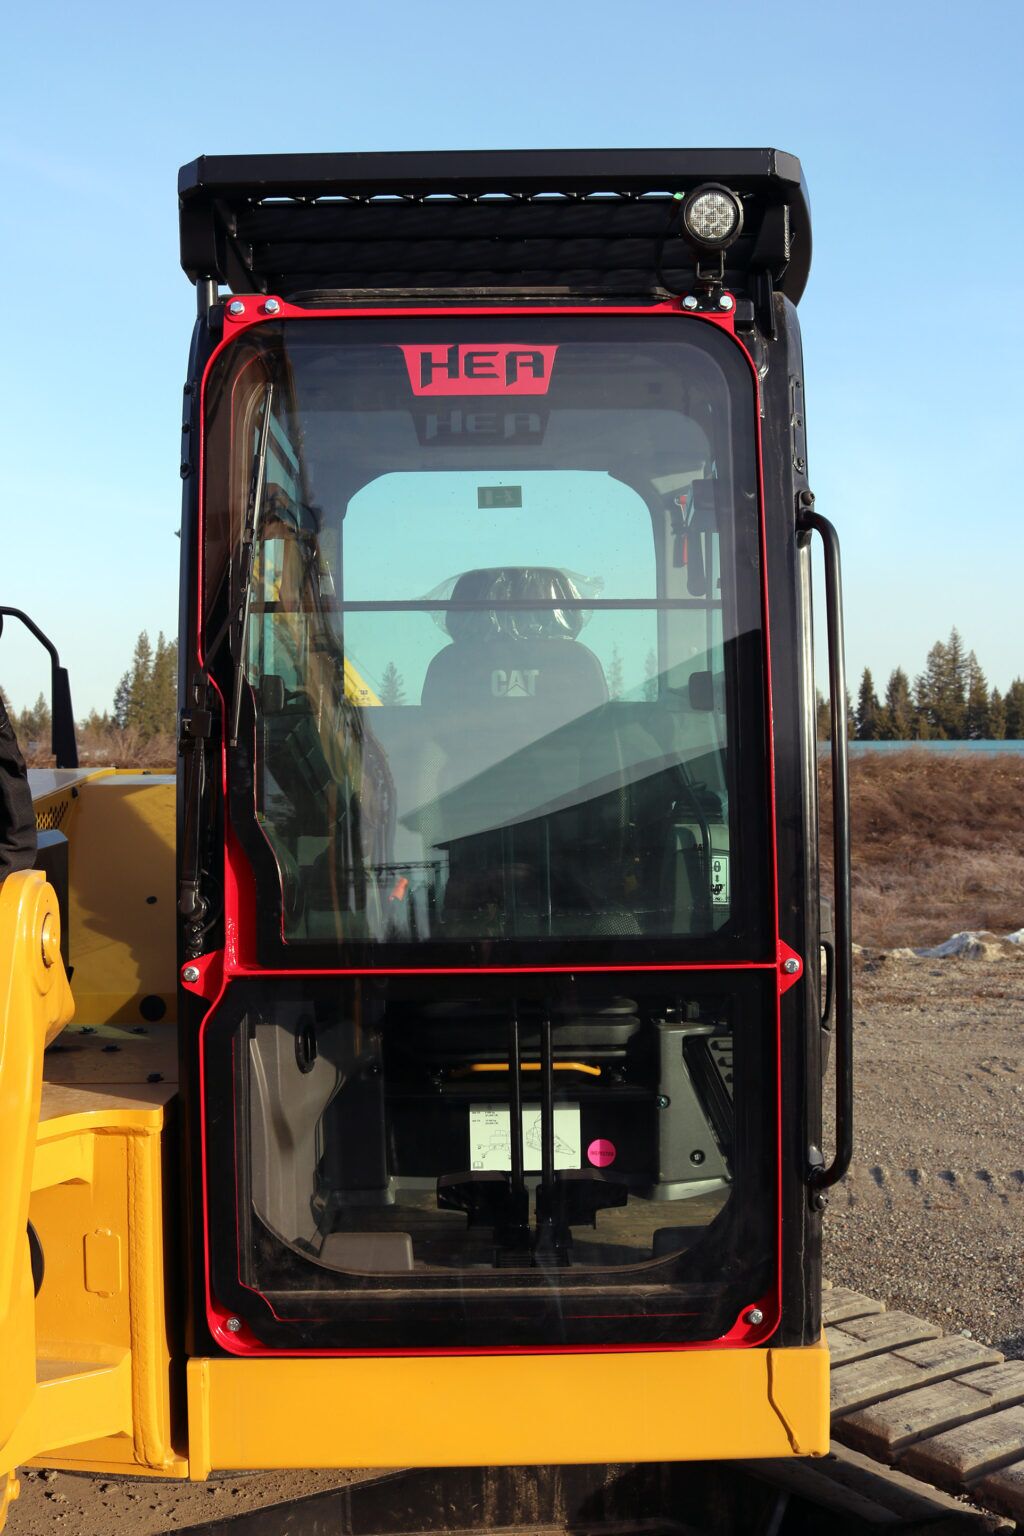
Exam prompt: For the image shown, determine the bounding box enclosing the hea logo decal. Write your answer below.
[401,344,558,397]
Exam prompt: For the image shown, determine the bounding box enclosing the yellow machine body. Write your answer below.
[0,770,829,1526]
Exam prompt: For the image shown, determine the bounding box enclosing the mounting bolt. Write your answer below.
[225,1316,242,1334]
[782,957,800,975]
[798,489,815,509]
[226,300,246,318]
[182,965,200,984]
[811,1191,828,1212]
[690,1149,705,1165]
[718,293,734,311]
[263,298,281,315]
[745,1308,764,1326]
[682,295,699,311]
[656,1094,670,1109]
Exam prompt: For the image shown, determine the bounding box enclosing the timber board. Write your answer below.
[827,1286,1024,1522]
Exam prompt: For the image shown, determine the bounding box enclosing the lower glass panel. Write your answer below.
[204,970,776,1350]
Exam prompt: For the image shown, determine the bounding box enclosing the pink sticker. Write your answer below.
[587,1138,617,1168]
[401,343,558,397]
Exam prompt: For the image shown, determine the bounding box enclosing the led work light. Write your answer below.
[681,184,744,250]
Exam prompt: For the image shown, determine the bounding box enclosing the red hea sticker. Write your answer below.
[401,343,557,397]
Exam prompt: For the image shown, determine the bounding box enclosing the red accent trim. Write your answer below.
[180,949,223,1003]
[225,959,776,978]
[196,297,788,1358]
[777,939,804,994]
[217,294,741,336]
[205,1295,776,1358]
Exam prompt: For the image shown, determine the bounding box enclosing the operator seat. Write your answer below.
[422,565,607,718]
[417,567,634,935]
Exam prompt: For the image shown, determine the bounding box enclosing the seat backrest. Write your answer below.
[421,566,608,739]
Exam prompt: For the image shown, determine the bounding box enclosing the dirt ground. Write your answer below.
[824,952,1024,1359]
[9,1468,377,1535]
[8,753,1023,1533]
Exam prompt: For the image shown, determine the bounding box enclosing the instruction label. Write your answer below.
[711,853,730,906]
[469,1103,581,1172]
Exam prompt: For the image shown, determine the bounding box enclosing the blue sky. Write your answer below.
[2,0,1021,715]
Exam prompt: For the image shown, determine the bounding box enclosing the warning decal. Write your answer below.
[711,854,730,907]
[401,344,558,397]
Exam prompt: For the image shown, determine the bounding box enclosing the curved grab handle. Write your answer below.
[0,607,78,768]
[820,938,835,1030]
[799,504,852,1190]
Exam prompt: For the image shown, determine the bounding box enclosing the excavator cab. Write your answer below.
[1,152,850,1514]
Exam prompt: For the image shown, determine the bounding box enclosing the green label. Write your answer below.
[477,485,522,509]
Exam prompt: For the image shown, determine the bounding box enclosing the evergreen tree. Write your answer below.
[129,631,154,732]
[643,648,658,703]
[148,632,178,736]
[964,651,990,739]
[915,634,967,738]
[16,692,51,745]
[815,688,830,741]
[913,660,937,737]
[112,629,168,737]
[881,667,914,740]
[1005,678,1024,740]
[606,645,624,700]
[855,667,882,740]
[938,627,968,738]
[988,687,1006,741]
[379,661,406,707]
[113,670,132,730]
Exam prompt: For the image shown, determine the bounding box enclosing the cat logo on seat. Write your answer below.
[492,669,540,698]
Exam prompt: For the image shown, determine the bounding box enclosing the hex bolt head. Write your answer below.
[745,1308,764,1326]
[718,293,734,311]
[656,1094,671,1109]
[263,298,281,315]
[226,300,246,317]
[682,295,699,311]
[182,965,200,984]
[782,957,800,975]
[225,1316,242,1334]
[690,1149,706,1165]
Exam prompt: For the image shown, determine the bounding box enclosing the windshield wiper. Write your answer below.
[229,381,275,747]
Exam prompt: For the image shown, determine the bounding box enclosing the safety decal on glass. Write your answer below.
[400,344,558,397]
[469,1103,581,1172]
[711,854,730,907]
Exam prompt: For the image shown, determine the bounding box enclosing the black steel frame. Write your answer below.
[178,148,810,307]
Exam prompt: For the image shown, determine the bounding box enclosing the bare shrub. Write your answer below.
[820,751,1024,947]
[25,722,175,772]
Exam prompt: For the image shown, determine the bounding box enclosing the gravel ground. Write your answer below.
[824,951,1024,1358]
[9,1468,379,1535]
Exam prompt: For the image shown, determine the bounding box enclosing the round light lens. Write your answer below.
[682,187,742,248]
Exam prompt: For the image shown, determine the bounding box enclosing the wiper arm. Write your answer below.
[229,381,275,747]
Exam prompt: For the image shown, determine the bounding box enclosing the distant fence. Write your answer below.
[818,739,1024,755]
